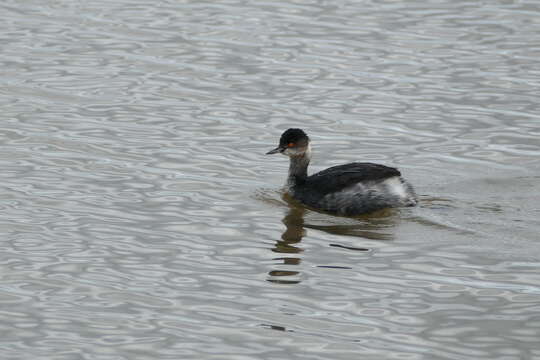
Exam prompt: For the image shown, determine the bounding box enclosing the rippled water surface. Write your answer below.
[2,0,540,359]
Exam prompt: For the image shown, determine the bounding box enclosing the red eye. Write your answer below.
[288,142,295,147]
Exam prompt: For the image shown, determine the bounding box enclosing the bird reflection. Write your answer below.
[267,196,397,284]
[267,207,306,284]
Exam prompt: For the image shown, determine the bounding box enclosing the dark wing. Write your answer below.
[305,162,401,195]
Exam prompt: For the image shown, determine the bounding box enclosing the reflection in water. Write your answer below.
[267,198,398,284]
[268,207,306,284]
[260,324,291,332]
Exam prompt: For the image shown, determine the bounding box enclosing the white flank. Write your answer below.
[384,176,408,199]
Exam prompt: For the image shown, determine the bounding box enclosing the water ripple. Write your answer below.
[1,0,540,359]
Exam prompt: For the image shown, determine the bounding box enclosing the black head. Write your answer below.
[266,128,310,156]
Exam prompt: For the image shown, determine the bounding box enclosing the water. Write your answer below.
[1,0,540,359]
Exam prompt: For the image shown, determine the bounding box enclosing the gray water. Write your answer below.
[1,0,540,359]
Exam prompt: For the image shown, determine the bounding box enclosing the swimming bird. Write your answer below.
[266,128,417,216]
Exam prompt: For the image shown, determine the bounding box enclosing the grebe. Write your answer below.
[266,128,417,216]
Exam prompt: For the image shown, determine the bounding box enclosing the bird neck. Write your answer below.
[287,145,311,187]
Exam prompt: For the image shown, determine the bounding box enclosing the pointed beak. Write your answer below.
[266,146,283,155]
